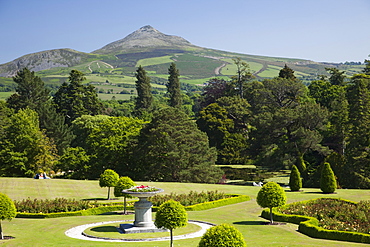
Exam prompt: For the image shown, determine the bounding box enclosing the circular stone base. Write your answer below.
[65,220,215,242]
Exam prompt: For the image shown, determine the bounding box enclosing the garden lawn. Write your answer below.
[0,178,369,246]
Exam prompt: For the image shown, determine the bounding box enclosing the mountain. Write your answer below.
[93,25,199,54]
[0,25,364,82]
[0,49,107,77]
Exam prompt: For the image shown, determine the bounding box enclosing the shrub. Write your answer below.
[320,162,336,193]
[257,182,286,224]
[289,165,302,191]
[198,223,247,247]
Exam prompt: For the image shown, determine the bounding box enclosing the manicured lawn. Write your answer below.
[0,178,368,246]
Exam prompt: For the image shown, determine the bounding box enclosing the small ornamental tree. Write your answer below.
[289,165,302,191]
[257,182,287,224]
[114,176,135,214]
[320,162,337,193]
[198,223,247,247]
[0,193,17,239]
[99,169,119,200]
[155,200,187,247]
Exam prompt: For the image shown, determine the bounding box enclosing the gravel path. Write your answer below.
[65,220,214,242]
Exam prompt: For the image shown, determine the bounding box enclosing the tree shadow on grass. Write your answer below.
[233,220,267,225]
[89,226,118,233]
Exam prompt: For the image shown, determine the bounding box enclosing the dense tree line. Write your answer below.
[0,59,369,188]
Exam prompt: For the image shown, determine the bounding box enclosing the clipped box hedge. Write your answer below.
[260,200,370,244]
[16,194,250,218]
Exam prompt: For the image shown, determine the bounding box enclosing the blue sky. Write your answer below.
[0,0,369,64]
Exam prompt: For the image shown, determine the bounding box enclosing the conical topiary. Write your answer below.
[289,165,302,191]
[320,162,337,193]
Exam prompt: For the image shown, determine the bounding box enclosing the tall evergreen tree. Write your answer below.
[134,66,153,117]
[53,70,102,125]
[167,63,182,108]
[133,107,222,183]
[7,68,50,111]
[345,74,370,188]
[278,64,296,80]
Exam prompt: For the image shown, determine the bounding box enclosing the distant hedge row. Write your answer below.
[260,199,370,244]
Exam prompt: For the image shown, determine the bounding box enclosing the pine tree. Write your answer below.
[289,165,302,191]
[134,66,153,116]
[7,68,50,111]
[278,64,296,80]
[133,107,222,183]
[320,162,337,193]
[54,70,102,125]
[346,74,370,188]
[167,63,182,108]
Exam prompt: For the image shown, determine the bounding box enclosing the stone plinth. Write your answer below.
[121,188,164,234]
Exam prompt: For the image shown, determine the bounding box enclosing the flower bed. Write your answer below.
[260,198,370,244]
[278,198,369,234]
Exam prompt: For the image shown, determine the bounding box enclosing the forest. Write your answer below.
[0,59,369,189]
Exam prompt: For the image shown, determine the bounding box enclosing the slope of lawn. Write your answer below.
[0,177,369,246]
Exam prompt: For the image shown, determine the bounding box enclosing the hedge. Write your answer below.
[16,194,250,218]
[16,206,125,219]
[184,194,250,211]
[260,199,370,244]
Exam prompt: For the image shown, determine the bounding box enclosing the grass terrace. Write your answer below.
[0,178,369,246]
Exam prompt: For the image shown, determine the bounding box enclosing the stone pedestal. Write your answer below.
[133,197,154,227]
[121,188,165,234]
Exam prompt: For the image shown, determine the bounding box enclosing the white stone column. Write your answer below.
[133,197,155,227]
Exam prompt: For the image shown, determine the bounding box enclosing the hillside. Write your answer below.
[0,25,364,87]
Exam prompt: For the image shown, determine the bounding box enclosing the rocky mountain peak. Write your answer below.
[92,25,196,54]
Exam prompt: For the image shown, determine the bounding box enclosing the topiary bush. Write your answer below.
[155,200,188,247]
[114,176,135,214]
[257,181,287,224]
[198,223,247,247]
[289,165,302,191]
[320,162,337,193]
[99,169,119,200]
